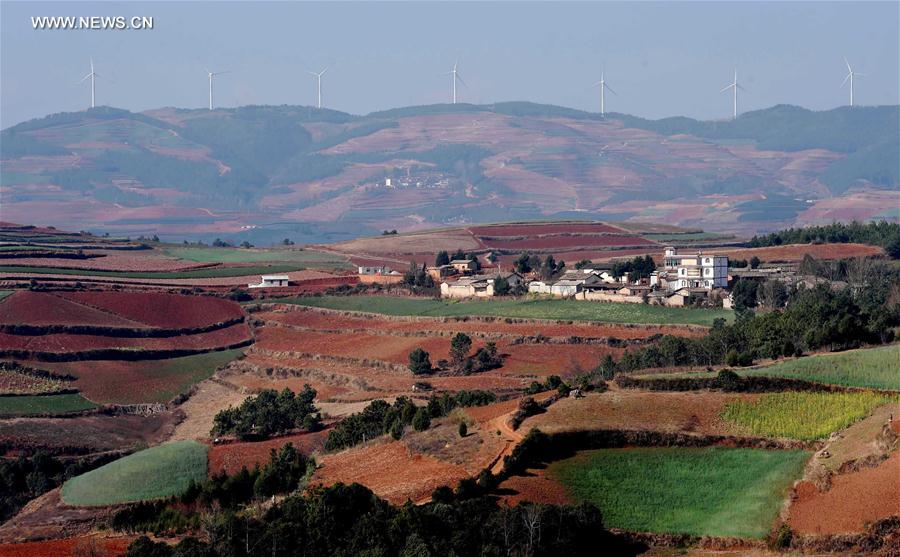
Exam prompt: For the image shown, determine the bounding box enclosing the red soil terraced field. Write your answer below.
[255,307,704,340]
[521,389,755,435]
[0,269,343,289]
[469,223,628,236]
[0,412,179,456]
[252,326,623,378]
[313,440,471,504]
[0,291,244,331]
[207,429,330,476]
[3,252,211,272]
[0,535,133,557]
[482,234,655,250]
[0,321,251,359]
[498,468,572,506]
[788,450,900,535]
[708,243,883,263]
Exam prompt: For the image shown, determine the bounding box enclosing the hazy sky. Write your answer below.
[2,1,898,128]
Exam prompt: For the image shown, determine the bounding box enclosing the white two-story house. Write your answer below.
[657,247,728,292]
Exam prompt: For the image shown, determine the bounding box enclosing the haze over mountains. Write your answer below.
[2,102,897,244]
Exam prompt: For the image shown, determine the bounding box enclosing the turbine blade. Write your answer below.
[604,83,618,96]
[592,81,603,88]
[736,83,747,91]
[320,68,328,76]
[844,57,852,72]
[854,72,866,77]
[456,73,468,89]
[79,73,92,83]
[720,84,734,93]
[840,73,850,87]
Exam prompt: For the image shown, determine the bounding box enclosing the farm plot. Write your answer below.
[0,366,71,395]
[61,440,208,506]
[0,393,96,416]
[481,234,655,250]
[549,447,809,538]
[522,390,749,436]
[0,535,134,557]
[743,345,900,391]
[0,264,303,280]
[56,291,244,329]
[312,440,471,504]
[788,449,900,535]
[0,412,179,456]
[0,322,252,359]
[4,252,211,272]
[35,349,244,404]
[706,243,883,263]
[721,391,895,441]
[208,429,330,476]
[276,296,731,326]
[469,223,627,236]
[256,307,705,340]
[165,246,352,269]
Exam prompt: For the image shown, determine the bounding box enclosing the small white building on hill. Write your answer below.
[653,247,728,292]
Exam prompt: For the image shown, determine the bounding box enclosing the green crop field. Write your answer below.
[722,391,894,440]
[165,247,352,268]
[550,447,809,538]
[0,393,96,416]
[0,264,301,279]
[744,345,900,391]
[273,295,731,326]
[0,290,12,301]
[61,440,208,506]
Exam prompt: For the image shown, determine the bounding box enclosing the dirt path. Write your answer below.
[168,379,247,441]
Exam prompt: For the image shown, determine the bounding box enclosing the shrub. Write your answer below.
[408,348,432,375]
[458,422,468,438]
[212,386,320,440]
[412,407,431,432]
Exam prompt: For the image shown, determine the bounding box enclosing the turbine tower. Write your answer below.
[307,68,328,109]
[206,69,230,110]
[841,57,865,107]
[446,62,467,104]
[593,70,617,116]
[719,68,744,120]
[79,58,99,108]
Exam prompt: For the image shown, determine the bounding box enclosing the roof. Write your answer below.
[261,275,290,280]
[552,280,584,287]
[450,259,474,265]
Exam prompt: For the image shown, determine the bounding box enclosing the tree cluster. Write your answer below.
[748,221,900,259]
[212,387,321,440]
[612,281,898,373]
[403,262,435,288]
[514,252,565,278]
[611,255,656,281]
[123,481,623,557]
[324,390,497,452]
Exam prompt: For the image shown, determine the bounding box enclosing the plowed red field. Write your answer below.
[207,429,330,476]
[0,291,148,329]
[313,441,470,504]
[256,308,703,339]
[0,536,133,557]
[708,243,883,263]
[469,223,626,236]
[483,234,655,250]
[787,451,900,535]
[0,322,251,357]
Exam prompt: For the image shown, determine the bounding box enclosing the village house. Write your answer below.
[357,265,403,285]
[652,247,728,292]
[248,274,290,288]
[440,272,523,299]
[449,259,478,273]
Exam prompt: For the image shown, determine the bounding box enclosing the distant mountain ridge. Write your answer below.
[1,102,897,243]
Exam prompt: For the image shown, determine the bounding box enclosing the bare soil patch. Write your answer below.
[168,379,247,442]
[207,429,330,476]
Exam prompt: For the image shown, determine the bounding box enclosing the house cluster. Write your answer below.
[357,265,404,284]
[439,247,732,308]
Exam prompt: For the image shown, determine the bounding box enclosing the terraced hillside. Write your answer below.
[3,103,897,243]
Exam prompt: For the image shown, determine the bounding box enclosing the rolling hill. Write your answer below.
[1,103,897,244]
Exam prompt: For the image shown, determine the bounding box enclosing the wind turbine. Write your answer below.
[593,70,617,116]
[206,69,230,110]
[446,61,467,104]
[841,57,865,107]
[719,68,744,120]
[307,68,328,109]
[79,58,99,108]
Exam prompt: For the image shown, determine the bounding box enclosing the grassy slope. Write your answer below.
[274,296,731,326]
[722,391,895,441]
[743,345,900,391]
[0,264,301,279]
[61,440,208,506]
[0,291,12,301]
[550,447,809,538]
[0,393,97,416]
[165,247,351,268]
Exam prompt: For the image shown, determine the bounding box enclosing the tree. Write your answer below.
[412,407,431,432]
[282,238,295,246]
[449,333,472,371]
[408,348,432,375]
[750,256,761,269]
[493,276,510,296]
[435,250,450,266]
[458,422,468,438]
[240,240,253,249]
[597,354,618,380]
[452,249,466,261]
[514,253,533,274]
